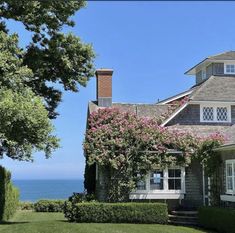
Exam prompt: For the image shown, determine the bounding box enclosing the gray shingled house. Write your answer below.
[85,51,235,209]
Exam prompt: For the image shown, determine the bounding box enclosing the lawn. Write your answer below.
[0,211,212,233]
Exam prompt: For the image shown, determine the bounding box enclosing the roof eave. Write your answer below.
[213,144,235,151]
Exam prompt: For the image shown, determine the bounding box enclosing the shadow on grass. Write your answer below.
[0,221,29,225]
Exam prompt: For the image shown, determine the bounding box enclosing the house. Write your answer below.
[85,51,235,209]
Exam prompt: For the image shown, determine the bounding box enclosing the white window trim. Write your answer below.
[224,63,235,75]
[226,160,235,195]
[200,103,231,123]
[131,167,185,199]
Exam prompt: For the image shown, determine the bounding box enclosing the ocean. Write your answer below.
[13,180,84,202]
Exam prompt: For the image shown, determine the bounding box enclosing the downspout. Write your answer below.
[202,164,205,206]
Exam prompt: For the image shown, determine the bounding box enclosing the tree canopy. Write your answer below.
[0,0,95,118]
[0,1,94,160]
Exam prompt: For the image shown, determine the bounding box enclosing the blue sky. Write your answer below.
[2,1,235,179]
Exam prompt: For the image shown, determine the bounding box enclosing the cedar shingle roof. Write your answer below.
[189,76,235,102]
[88,101,170,119]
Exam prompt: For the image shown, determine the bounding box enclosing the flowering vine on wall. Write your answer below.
[84,108,224,202]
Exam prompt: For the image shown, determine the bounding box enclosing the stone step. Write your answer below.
[168,219,198,226]
[171,210,198,216]
[168,214,198,220]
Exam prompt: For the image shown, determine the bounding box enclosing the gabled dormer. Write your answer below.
[185,51,235,84]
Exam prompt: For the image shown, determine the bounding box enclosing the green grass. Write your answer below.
[0,211,212,233]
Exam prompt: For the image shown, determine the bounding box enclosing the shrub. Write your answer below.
[68,192,95,204]
[64,202,168,224]
[18,202,34,210]
[34,200,65,212]
[0,166,19,221]
[199,207,235,233]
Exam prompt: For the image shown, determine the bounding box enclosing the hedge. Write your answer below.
[64,202,168,224]
[34,200,65,212]
[199,207,235,233]
[0,166,19,221]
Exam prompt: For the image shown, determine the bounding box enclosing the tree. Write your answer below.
[0,31,58,161]
[0,1,95,118]
[0,1,95,160]
[84,108,224,202]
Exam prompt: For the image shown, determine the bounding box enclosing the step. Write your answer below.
[171,210,198,216]
[168,220,198,226]
[168,214,198,220]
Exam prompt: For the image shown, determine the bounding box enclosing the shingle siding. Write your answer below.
[183,161,204,207]
[167,104,235,126]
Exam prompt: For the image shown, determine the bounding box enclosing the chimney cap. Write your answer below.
[95,69,113,76]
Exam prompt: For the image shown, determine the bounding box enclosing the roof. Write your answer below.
[167,125,230,138]
[190,76,235,102]
[185,51,235,75]
[88,101,170,119]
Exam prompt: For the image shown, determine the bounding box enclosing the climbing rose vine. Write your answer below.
[84,108,225,202]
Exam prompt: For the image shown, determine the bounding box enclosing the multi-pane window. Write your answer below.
[217,107,228,121]
[136,174,146,190]
[225,64,235,74]
[150,170,164,190]
[226,160,235,194]
[202,69,207,80]
[201,105,230,122]
[203,107,214,121]
[168,169,181,190]
[136,168,185,192]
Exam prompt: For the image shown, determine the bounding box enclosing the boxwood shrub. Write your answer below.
[199,207,235,233]
[0,166,19,221]
[34,200,65,212]
[64,202,168,224]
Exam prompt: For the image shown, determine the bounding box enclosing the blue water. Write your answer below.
[13,180,84,202]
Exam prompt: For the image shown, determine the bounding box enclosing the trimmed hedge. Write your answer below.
[34,200,65,212]
[199,207,235,233]
[64,202,168,224]
[0,166,19,221]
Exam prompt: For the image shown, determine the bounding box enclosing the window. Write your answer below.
[150,170,164,190]
[225,64,235,74]
[226,160,235,194]
[202,69,207,80]
[200,105,231,123]
[168,169,181,190]
[136,174,146,190]
[135,167,185,193]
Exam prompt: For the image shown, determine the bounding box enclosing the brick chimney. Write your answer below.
[95,69,113,107]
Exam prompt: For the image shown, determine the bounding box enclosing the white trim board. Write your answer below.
[158,90,192,105]
[221,195,235,202]
[161,102,188,127]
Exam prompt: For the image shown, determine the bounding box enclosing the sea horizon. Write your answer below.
[13,179,84,202]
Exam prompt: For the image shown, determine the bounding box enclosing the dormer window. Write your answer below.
[200,104,231,123]
[202,69,207,80]
[225,64,235,74]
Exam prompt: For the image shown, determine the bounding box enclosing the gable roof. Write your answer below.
[185,51,235,75]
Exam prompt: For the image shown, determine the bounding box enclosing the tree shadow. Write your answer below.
[0,221,29,225]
